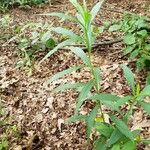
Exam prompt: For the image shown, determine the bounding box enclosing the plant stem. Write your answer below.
[88,50,105,122]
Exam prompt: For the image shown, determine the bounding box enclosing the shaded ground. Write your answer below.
[0,0,150,149]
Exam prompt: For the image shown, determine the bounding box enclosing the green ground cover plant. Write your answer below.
[109,14,150,71]
[39,0,150,149]
[0,0,48,12]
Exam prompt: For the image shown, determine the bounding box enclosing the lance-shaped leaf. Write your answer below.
[70,0,84,17]
[53,82,85,93]
[46,65,83,85]
[91,93,120,110]
[51,27,82,42]
[139,101,150,115]
[40,39,74,63]
[122,141,136,150]
[93,67,101,91]
[107,128,123,147]
[94,137,107,150]
[76,80,94,113]
[69,47,90,65]
[86,106,98,138]
[95,122,114,138]
[39,12,76,21]
[91,0,104,21]
[110,115,134,141]
[111,144,120,150]
[113,96,132,110]
[68,114,87,123]
[139,85,150,97]
[121,64,136,95]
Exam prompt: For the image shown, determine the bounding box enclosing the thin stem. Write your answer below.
[88,50,105,122]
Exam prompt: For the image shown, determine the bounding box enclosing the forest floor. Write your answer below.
[0,0,150,149]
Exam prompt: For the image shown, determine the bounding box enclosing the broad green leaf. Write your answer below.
[53,82,85,93]
[76,80,94,113]
[68,114,87,123]
[93,67,101,91]
[122,141,136,150]
[123,34,136,45]
[46,65,83,85]
[45,38,56,49]
[107,128,123,147]
[39,12,76,21]
[123,46,134,55]
[95,122,114,138]
[110,115,134,141]
[139,85,150,97]
[69,47,90,65]
[109,24,121,32]
[137,30,148,38]
[121,64,135,95]
[51,27,82,42]
[113,96,132,110]
[111,144,120,150]
[91,1,104,21]
[86,106,98,138]
[130,49,139,59]
[139,101,150,115]
[40,39,74,63]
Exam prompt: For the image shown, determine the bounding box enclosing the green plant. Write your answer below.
[15,22,56,76]
[109,14,150,71]
[40,0,150,149]
[0,0,48,12]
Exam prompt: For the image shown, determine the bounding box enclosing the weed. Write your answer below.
[109,14,150,71]
[40,0,150,149]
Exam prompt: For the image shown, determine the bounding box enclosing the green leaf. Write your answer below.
[76,80,94,113]
[45,38,56,49]
[122,141,136,150]
[121,64,135,95]
[91,93,120,110]
[95,122,114,138]
[139,85,150,97]
[39,39,74,63]
[70,0,84,16]
[137,30,148,38]
[130,49,139,59]
[146,72,150,86]
[123,46,135,55]
[94,137,107,150]
[93,67,101,91]
[46,65,83,85]
[107,128,123,147]
[109,24,121,32]
[110,115,134,141]
[53,82,85,93]
[69,47,90,65]
[123,34,136,45]
[139,101,150,115]
[51,27,82,42]
[68,114,87,123]
[113,96,132,110]
[90,1,104,21]
[39,12,76,21]
[86,106,98,138]
[141,139,150,144]
[111,144,120,150]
